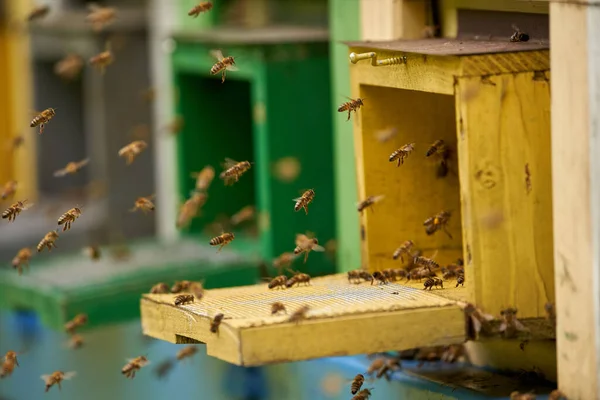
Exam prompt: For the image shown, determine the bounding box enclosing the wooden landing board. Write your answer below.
[141,273,467,366]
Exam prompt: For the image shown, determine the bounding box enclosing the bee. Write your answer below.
[27,4,50,21]
[463,303,495,337]
[271,302,287,315]
[191,166,215,192]
[30,108,56,134]
[219,158,252,185]
[499,307,529,338]
[189,281,205,299]
[338,97,364,121]
[176,192,207,229]
[372,271,388,285]
[12,247,32,275]
[170,280,191,293]
[64,314,88,335]
[272,252,297,273]
[293,189,315,215]
[67,334,85,349]
[0,351,19,379]
[366,357,386,375]
[176,345,198,361]
[84,245,101,261]
[231,205,255,226]
[426,139,448,158]
[350,373,365,394]
[357,195,384,213]
[118,140,147,165]
[376,358,402,380]
[544,302,556,327]
[86,3,117,32]
[347,270,373,284]
[150,282,169,294]
[89,42,114,74]
[54,54,84,81]
[548,389,567,400]
[122,356,150,379]
[267,275,288,290]
[209,232,235,252]
[209,49,238,83]
[37,230,59,252]
[285,270,311,288]
[210,313,225,333]
[130,194,155,213]
[374,127,398,143]
[382,268,407,281]
[455,274,465,287]
[352,388,374,400]
[389,143,415,167]
[392,240,414,262]
[287,305,310,324]
[188,2,213,17]
[413,255,439,271]
[510,24,530,43]
[510,392,536,400]
[164,116,184,136]
[153,359,174,380]
[2,200,32,222]
[423,277,444,290]
[174,294,194,306]
[406,268,435,282]
[41,371,76,392]
[58,207,82,231]
[294,233,325,263]
[424,210,452,238]
[53,158,90,177]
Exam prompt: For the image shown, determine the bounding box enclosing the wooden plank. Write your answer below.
[141,273,466,366]
[550,1,600,398]
[360,0,427,41]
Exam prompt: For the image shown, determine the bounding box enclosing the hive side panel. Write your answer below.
[455,72,554,318]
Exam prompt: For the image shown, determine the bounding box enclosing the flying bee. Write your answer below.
[210,313,225,333]
[357,195,384,213]
[288,305,310,324]
[294,233,325,263]
[510,24,530,42]
[285,270,311,288]
[272,252,297,273]
[130,194,155,213]
[30,108,56,134]
[41,371,76,392]
[271,302,287,315]
[176,345,198,361]
[209,49,238,83]
[84,245,101,261]
[426,139,451,177]
[64,313,88,335]
[188,2,213,17]
[293,189,315,215]
[499,308,529,338]
[12,247,32,276]
[122,356,150,379]
[392,240,414,262]
[67,334,85,350]
[150,282,169,294]
[2,200,32,222]
[267,275,288,290]
[219,158,252,185]
[413,254,439,271]
[374,127,398,143]
[338,97,364,121]
[0,351,19,379]
[424,210,452,239]
[54,54,84,81]
[376,358,402,380]
[53,158,90,177]
[154,359,174,380]
[174,294,194,306]
[58,207,82,231]
[350,374,365,394]
[27,4,50,21]
[389,143,415,167]
[191,165,215,192]
[37,230,59,252]
[86,3,117,32]
[230,205,255,226]
[352,388,374,400]
[176,192,207,229]
[170,280,191,293]
[209,232,235,252]
[456,274,465,287]
[423,277,444,290]
[89,42,114,74]
[366,357,386,375]
[463,303,495,337]
[189,281,205,299]
[118,140,148,165]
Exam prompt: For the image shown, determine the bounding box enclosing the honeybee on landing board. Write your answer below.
[2,200,32,222]
[189,2,213,17]
[424,210,452,238]
[209,232,235,252]
[210,313,225,333]
[0,180,17,200]
[191,165,215,192]
[174,294,194,306]
[54,54,84,81]
[338,97,364,121]
[89,42,114,74]
[130,194,155,213]
[176,345,198,361]
[58,207,82,231]
[12,247,32,275]
[294,233,325,263]
[41,371,76,392]
[510,24,530,43]
[30,108,56,134]
[86,3,117,32]
[209,49,238,83]
[285,270,311,288]
[27,4,50,21]
[288,305,310,324]
[423,277,444,290]
[53,158,90,177]
[118,140,148,165]
[357,195,384,213]
[267,275,288,290]
[389,143,415,167]
[499,307,529,338]
[37,230,59,252]
[271,302,286,315]
[219,158,252,185]
[189,281,205,299]
[293,189,315,215]
[122,356,150,379]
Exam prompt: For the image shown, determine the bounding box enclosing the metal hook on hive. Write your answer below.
[349,52,407,67]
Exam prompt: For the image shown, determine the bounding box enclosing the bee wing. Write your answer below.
[371,195,385,203]
[292,197,302,202]
[40,374,51,381]
[139,359,151,367]
[312,244,326,252]
[210,49,224,61]
[53,168,69,177]
[62,371,77,380]
[295,234,309,246]
[226,64,239,71]
[222,157,239,168]
[514,319,530,332]
[22,202,34,211]
[118,145,129,156]
[481,312,495,321]
[76,158,90,169]
[470,316,482,334]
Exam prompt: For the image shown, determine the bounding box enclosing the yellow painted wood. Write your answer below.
[140,273,466,366]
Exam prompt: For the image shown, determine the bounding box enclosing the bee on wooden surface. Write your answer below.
[413,252,439,271]
[272,252,297,273]
[150,282,169,294]
[545,302,556,327]
[219,158,252,185]
[285,270,311,288]
[209,49,238,83]
[352,388,374,400]
[406,267,436,282]
[64,314,88,335]
[510,391,536,400]
[267,275,288,290]
[271,302,287,315]
[122,356,150,379]
[293,189,315,215]
[67,334,84,350]
[174,294,194,306]
[426,139,451,177]
[37,230,59,252]
[348,270,374,284]
[27,4,50,21]
[456,274,465,287]
[463,303,495,337]
[389,143,415,167]
[30,108,56,134]
[209,232,235,252]
[510,24,530,43]
[499,307,529,338]
[191,166,215,192]
[84,245,101,261]
[374,127,398,143]
[424,210,452,239]
[12,247,32,275]
[41,371,76,392]
[130,194,156,214]
[376,358,402,380]
[372,271,388,285]
[53,158,90,177]
[231,205,255,226]
[287,305,310,324]
[176,192,207,229]
[0,351,19,379]
[189,2,213,17]
[170,280,191,293]
[294,233,325,263]
[58,207,82,231]
[2,200,32,222]
[54,54,84,81]
[210,313,225,333]
[86,3,117,32]
[0,180,18,200]
[189,281,205,300]
[383,268,407,281]
[337,97,364,121]
[357,195,384,213]
[548,389,567,400]
[89,42,114,74]
[118,140,147,165]
[349,373,365,394]
[176,345,198,361]
[423,277,444,290]
[392,240,414,262]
